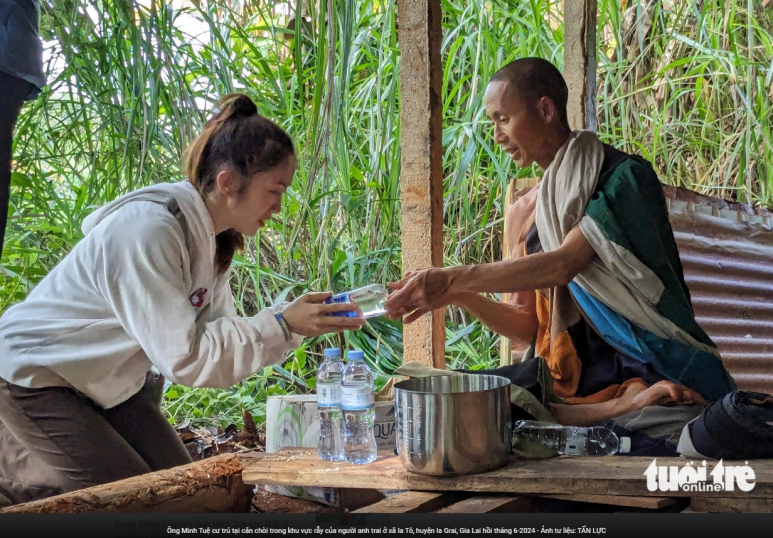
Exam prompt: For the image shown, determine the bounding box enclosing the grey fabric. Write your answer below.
[676,418,705,459]
[0,373,192,506]
[0,416,70,504]
[0,0,46,99]
[611,404,703,445]
[511,385,557,424]
[128,193,192,253]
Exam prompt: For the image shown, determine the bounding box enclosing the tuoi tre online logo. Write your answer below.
[644,459,756,493]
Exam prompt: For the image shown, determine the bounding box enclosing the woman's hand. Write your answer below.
[281,292,366,337]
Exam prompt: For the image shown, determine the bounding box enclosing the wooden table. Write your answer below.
[242,448,773,513]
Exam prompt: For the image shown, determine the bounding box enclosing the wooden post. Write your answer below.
[499,179,518,367]
[564,0,598,131]
[396,0,445,369]
[499,177,540,367]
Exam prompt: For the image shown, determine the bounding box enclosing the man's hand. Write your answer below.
[384,268,456,323]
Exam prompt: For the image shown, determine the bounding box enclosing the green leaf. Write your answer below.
[293,348,307,371]
[10,173,33,189]
[330,250,348,278]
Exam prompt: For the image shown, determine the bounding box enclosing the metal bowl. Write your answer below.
[394,374,512,476]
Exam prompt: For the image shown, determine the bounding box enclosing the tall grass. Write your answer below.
[597,0,773,204]
[3,0,771,427]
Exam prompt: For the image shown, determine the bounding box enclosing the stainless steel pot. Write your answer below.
[394,374,512,476]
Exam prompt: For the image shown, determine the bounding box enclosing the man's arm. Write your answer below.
[452,226,596,295]
[386,226,596,322]
[549,400,628,427]
[451,292,538,345]
[547,381,709,427]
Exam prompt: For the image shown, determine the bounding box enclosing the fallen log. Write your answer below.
[0,453,259,514]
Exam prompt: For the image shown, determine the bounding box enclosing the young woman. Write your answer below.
[0,94,364,505]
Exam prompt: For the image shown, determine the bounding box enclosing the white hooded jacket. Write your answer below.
[0,181,303,408]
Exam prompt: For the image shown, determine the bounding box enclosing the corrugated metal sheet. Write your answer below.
[665,186,773,396]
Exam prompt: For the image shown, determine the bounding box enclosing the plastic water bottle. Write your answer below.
[514,420,631,456]
[317,348,345,461]
[341,350,377,464]
[325,284,388,318]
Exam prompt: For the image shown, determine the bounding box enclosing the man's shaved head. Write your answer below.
[484,58,572,169]
[490,58,569,129]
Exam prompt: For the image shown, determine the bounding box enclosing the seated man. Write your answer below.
[386,58,736,424]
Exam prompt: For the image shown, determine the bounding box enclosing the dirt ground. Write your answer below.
[175,408,265,461]
[250,486,346,513]
[176,409,340,513]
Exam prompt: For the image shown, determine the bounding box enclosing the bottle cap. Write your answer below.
[619,436,631,454]
[324,348,342,358]
[348,350,365,360]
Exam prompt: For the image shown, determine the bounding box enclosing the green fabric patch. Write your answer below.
[584,156,715,349]
[511,385,557,424]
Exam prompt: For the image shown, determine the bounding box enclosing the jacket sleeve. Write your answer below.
[94,203,303,388]
[209,270,305,352]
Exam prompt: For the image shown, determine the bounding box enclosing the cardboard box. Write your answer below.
[265,394,401,506]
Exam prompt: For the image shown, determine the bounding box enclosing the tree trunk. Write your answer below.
[0,453,260,514]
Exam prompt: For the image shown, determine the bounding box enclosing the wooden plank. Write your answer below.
[2,453,253,514]
[242,448,773,499]
[535,493,677,510]
[396,0,445,369]
[564,0,598,131]
[339,489,390,511]
[691,497,773,513]
[354,491,455,514]
[436,496,532,514]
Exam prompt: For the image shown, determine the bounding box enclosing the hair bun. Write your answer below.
[217,93,258,119]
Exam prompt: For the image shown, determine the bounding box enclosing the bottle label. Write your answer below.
[341,386,374,410]
[325,293,357,318]
[317,383,341,407]
[564,429,585,456]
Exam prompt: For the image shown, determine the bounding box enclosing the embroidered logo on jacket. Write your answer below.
[189,288,208,308]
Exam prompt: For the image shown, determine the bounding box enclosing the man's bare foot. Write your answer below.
[620,380,708,414]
